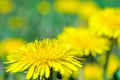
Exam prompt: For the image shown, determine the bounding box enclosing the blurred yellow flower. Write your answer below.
[58,27,110,56]
[8,17,26,28]
[83,64,103,80]
[106,54,120,79]
[89,8,120,38]
[0,38,25,57]
[5,39,83,79]
[0,38,25,55]
[54,0,79,13]
[37,1,51,15]
[77,1,100,18]
[0,0,14,13]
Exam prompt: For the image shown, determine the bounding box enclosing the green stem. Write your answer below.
[104,38,116,79]
[104,52,110,80]
[41,76,45,80]
[38,76,40,80]
[52,69,57,80]
[45,69,57,80]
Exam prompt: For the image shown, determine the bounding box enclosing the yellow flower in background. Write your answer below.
[37,1,51,15]
[106,54,120,79]
[0,38,25,57]
[77,1,100,18]
[58,27,110,56]
[54,0,79,13]
[5,39,83,79]
[89,8,120,38]
[8,17,27,28]
[0,0,14,13]
[83,64,103,80]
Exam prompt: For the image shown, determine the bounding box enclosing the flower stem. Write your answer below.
[37,76,40,80]
[104,38,116,79]
[51,69,57,80]
[41,76,45,80]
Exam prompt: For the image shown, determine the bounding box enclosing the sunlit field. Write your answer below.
[0,0,120,80]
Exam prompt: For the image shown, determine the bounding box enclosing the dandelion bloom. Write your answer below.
[8,16,27,28]
[77,1,100,18]
[83,64,103,80]
[89,8,120,38]
[0,0,14,13]
[0,38,25,57]
[54,0,79,13]
[58,27,110,56]
[5,39,83,79]
[37,1,51,15]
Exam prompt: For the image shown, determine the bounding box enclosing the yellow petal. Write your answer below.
[59,61,78,71]
[26,65,35,79]
[45,64,50,78]
[33,65,41,79]
[11,62,26,73]
[6,62,20,72]
[53,62,64,74]
[40,64,45,76]
[68,59,83,68]
[20,62,32,71]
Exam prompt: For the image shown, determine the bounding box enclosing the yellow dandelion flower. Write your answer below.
[58,27,110,56]
[8,17,27,28]
[54,0,79,13]
[0,0,14,13]
[77,1,100,18]
[83,64,103,80]
[89,8,120,38]
[37,1,51,15]
[0,38,25,57]
[5,39,83,79]
[106,54,119,79]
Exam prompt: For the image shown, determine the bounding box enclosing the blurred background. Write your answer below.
[0,0,120,80]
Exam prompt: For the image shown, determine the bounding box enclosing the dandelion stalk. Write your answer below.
[38,76,40,80]
[104,38,116,79]
[41,76,45,80]
[51,69,57,80]
[104,50,111,80]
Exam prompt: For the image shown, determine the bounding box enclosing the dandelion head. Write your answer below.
[54,0,79,13]
[77,1,100,18]
[58,27,110,56]
[0,38,25,57]
[5,39,83,79]
[8,17,26,28]
[37,1,51,15]
[0,0,14,13]
[89,8,120,38]
[83,64,103,80]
